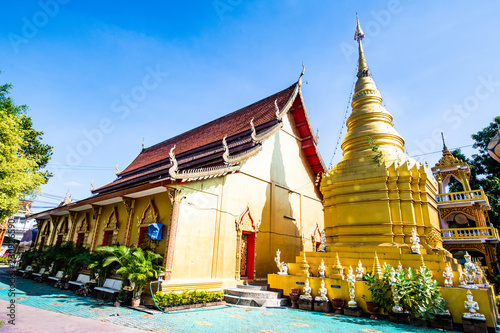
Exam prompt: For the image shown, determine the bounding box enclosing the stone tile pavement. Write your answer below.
[0,267,453,332]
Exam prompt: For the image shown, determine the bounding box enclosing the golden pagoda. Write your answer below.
[268,15,498,328]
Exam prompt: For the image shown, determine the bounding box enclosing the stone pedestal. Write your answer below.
[389,312,411,324]
[313,300,331,313]
[462,316,487,333]
[344,307,363,317]
[298,299,313,311]
[430,313,453,331]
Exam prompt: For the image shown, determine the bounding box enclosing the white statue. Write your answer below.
[275,249,288,275]
[355,260,364,280]
[318,259,326,278]
[397,261,403,272]
[389,267,403,313]
[443,264,454,287]
[459,270,467,287]
[299,279,312,300]
[315,279,328,301]
[318,231,326,252]
[463,252,477,286]
[410,228,421,254]
[347,266,357,308]
[463,290,485,319]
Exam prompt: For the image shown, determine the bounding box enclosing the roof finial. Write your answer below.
[115,164,120,175]
[142,138,145,150]
[354,13,364,41]
[354,13,369,78]
[298,62,305,87]
[441,132,448,151]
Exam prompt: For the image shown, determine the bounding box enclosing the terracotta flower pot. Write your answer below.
[131,298,140,307]
[290,288,300,309]
[331,298,345,314]
[365,301,379,319]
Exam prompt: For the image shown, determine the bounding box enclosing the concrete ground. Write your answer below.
[0,267,453,333]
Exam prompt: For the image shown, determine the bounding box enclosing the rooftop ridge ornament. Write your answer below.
[298,62,305,87]
[274,99,281,120]
[441,132,448,151]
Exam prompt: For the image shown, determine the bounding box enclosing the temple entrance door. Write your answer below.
[240,232,255,280]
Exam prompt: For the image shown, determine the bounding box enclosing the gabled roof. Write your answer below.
[30,81,326,219]
[120,85,296,176]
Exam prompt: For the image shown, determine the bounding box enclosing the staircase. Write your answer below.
[224,284,289,307]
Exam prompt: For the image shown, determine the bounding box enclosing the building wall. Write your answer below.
[33,112,324,287]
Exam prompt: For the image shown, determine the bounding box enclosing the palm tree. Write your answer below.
[100,246,163,302]
[118,248,163,300]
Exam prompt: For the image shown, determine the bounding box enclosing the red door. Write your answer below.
[240,232,255,280]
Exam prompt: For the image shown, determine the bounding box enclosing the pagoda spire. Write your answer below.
[338,14,406,162]
[355,13,369,77]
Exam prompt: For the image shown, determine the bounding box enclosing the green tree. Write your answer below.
[0,77,52,219]
[451,116,500,226]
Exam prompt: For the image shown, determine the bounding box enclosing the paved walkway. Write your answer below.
[0,267,451,332]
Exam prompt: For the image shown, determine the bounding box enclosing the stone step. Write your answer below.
[223,294,289,307]
[236,284,269,291]
[224,288,280,299]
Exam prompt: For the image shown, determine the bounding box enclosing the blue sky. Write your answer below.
[1,1,499,211]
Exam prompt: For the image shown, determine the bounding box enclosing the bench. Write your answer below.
[94,278,122,301]
[68,274,90,289]
[17,265,33,276]
[31,268,46,278]
[48,271,64,284]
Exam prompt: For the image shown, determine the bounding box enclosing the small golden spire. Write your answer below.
[372,252,383,279]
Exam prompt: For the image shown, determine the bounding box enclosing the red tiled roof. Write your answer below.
[119,84,297,176]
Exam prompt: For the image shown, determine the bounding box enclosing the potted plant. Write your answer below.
[361,295,379,319]
[114,290,127,307]
[331,298,345,314]
[100,246,163,307]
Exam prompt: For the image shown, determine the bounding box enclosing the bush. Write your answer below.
[154,289,224,307]
[365,264,447,320]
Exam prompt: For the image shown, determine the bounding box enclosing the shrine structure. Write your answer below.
[268,16,498,329]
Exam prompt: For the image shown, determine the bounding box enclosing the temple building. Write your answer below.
[432,139,500,273]
[268,16,498,329]
[29,74,326,290]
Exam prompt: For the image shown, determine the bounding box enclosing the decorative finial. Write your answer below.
[115,164,120,175]
[90,180,95,191]
[441,132,448,151]
[298,62,305,87]
[142,138,145,150]
[354,13,365,41]
[274,99,281,120]
[354,14,369,77]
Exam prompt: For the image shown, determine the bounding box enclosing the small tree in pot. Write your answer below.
[102,246,163,307]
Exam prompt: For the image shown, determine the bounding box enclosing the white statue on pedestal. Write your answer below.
[318,259,326,278]
[274,249,288,275]
[463,290,485,319]
[355,260,364,280]
[410,228,421,254]
[443,264,454,287]
[315,279,328,301]
[300,279,312,300]
[318,231,327,252]
[463,252,477,286]
[347,266,357,308]
[389,267,403,313]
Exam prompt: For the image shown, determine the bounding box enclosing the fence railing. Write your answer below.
[436,189,489,205]
[441,227,500,241]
